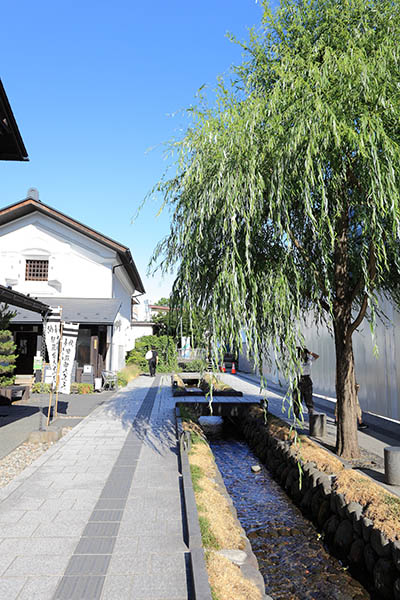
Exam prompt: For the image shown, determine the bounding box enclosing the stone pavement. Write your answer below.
[221,371,400,497]
[0,375,190,600]
[0,391,115,460]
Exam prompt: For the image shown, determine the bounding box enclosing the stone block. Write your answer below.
[311,490,322,519]
[349,538,365,566]
[394,577,400,600]
[362,517,374,543]
[317,500,331,528]
[311,469,322,489]
[333,519,354,552]
[346,501,363,536]
[370,528,391,558]
[300,488,313,512]
[285,467,299,491]
[280,466,290,486]
[374,558,397,600]
[364,543,378,573]
[100,576,133,600]
[317,474,332,496]
[392,540,400,573]
[335,492,347,519]
[275,463,286,480]
[323,514,341,542]
[65,555,111,576]
[303,461,317,473]
[346,501,363,520]
[217,549,247,566]
[290,479,303,504]
[54,576,105,600]
[330,491,338,514]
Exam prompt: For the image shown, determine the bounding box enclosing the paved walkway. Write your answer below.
[0,392,114,460]
[0,375,189,600]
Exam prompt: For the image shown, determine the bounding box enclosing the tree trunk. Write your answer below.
[333,196,360,459]
[334,319,360,458]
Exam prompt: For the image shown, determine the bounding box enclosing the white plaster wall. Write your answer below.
[110,269,136,371]
[0,214,114,297]
[128,324,154,347]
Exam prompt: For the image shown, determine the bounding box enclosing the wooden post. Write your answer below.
[46,389,53,427]
[54,321,64,419]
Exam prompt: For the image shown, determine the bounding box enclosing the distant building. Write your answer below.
[0,190,147,378]
[129,300,170,337]
[149,304,170,318]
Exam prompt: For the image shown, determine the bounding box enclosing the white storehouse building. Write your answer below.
[0,189,150,379]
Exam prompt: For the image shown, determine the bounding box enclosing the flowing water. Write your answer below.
[210,437,371,600]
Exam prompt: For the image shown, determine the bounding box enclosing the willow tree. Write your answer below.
[150,0,400,459]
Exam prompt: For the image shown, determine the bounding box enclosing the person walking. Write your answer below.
[293,347,319,418]
[147,347,158,377]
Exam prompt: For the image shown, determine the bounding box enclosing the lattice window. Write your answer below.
[25,259,49,281]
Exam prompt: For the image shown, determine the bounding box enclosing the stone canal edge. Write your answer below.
[176,406,270,600]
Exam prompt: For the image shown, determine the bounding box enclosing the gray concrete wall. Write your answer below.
[239,297,400,422]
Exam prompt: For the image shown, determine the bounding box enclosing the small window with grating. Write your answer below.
[25,259,49,281]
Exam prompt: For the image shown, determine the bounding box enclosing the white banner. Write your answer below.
[58,323,79,394]
[44,307,61,390]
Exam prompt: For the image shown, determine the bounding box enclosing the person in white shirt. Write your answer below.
[293,347,319,418]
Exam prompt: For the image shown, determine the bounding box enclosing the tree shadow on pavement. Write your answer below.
[0,404,39,427]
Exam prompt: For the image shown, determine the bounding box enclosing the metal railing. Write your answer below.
[177,348,206,360]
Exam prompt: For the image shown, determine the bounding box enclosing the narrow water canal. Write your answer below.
[210,437,371,600]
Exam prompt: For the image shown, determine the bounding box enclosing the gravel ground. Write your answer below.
[0,428,72,488]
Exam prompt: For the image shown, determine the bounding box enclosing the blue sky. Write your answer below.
[1,0,265,301]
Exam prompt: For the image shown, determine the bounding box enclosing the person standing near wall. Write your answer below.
[293,347,319,417]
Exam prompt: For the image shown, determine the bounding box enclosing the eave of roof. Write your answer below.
[0,197,145,294]
[0,80,28,161]
[11,297,121,325]
[149,305,170,311]
[0,284,49,315]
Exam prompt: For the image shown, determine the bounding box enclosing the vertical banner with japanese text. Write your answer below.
[59,323,79,394]
[44,307,61,390]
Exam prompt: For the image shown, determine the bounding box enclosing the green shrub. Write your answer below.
[117,372,128,387]
[119,364,140,382]
[77,383,93,394]
[125,349,147,371]
[0,330,17,387]
[32,382,52,393]
[126,335,178,373]
[182,359,206,372]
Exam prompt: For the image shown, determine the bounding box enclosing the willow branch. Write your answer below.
[288,231,329,305]
[349,242,376,335]
[349,292,369,336]
[350,275,364,304]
